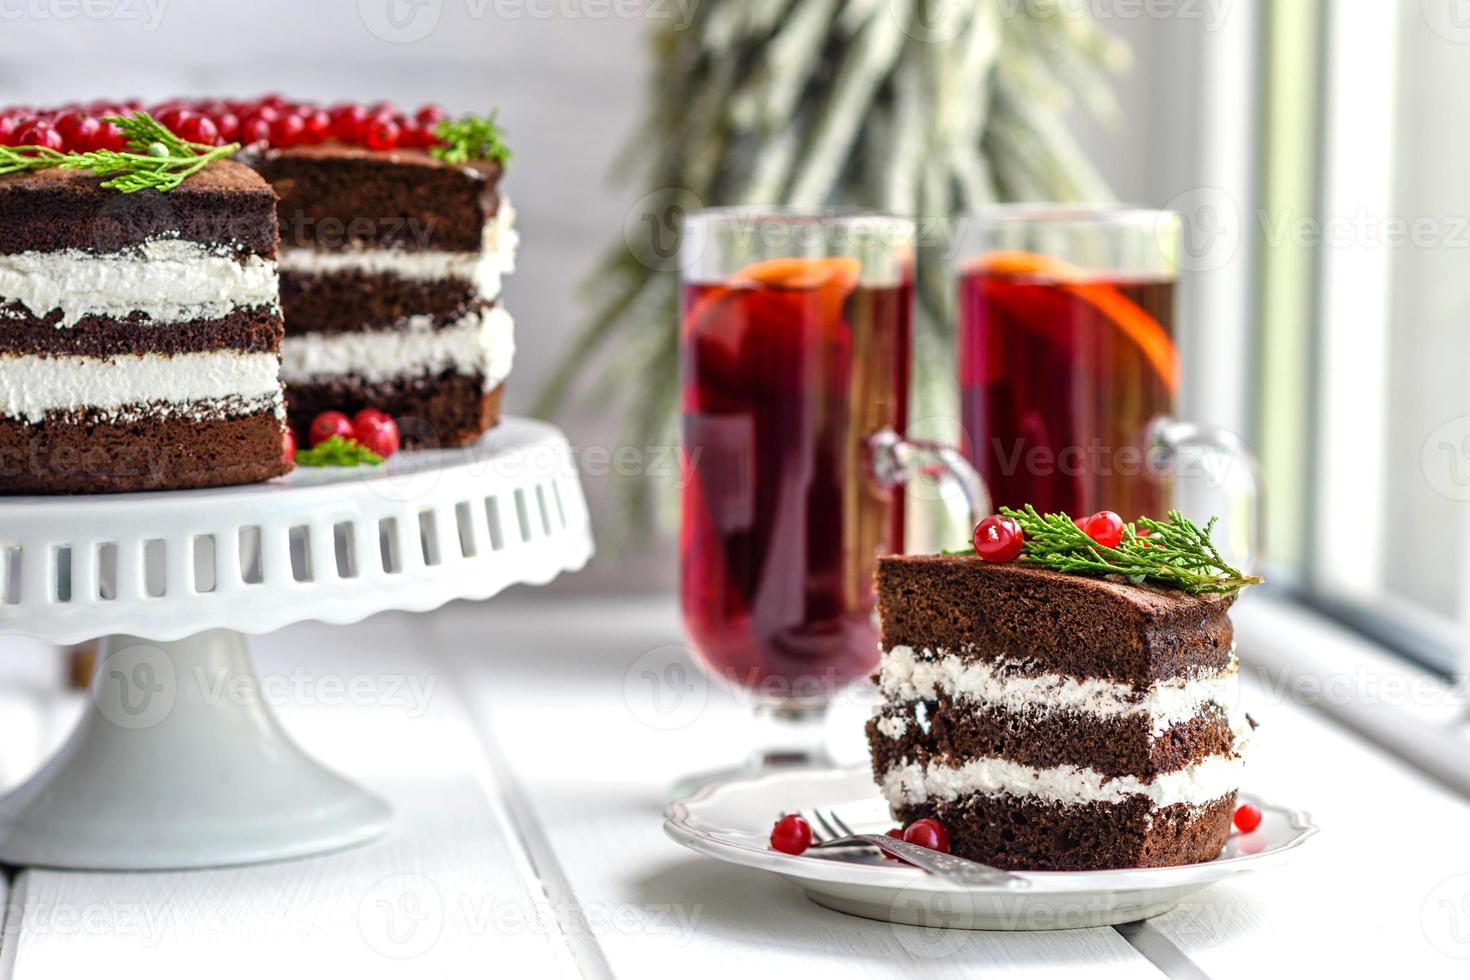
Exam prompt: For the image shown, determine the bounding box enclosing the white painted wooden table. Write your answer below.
[0,596,1466,978]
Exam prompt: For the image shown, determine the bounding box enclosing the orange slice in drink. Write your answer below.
[728,257,861,293]
[965,250,1180,391]
[683,257,861,340]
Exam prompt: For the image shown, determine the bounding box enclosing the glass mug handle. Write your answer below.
[868,428,990,532]
[1146,418,1266,573]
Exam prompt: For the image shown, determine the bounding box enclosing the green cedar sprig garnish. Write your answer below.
[954,506,1263,595]
[0,112,239,193]
[430,112,510,166]
[293,436,385,468]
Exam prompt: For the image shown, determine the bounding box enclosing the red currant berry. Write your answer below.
[259,92,289,111]
[882,828,906,861]
[1233,803,1262,834]
[301,107,331,144]
[17,123,64,152]
[901,818,951,853]
[210,110,240,142]
[308,411,354,447]
[366,100,399,117]
[363,116,400,151]
[155,106,189,133]
[90,120,126,152]
[239,115,272,145]
[351,410,401,459]
[282,428,297,466]
[769,814,812,855]
[329,104,368,143]
[973,515,1024,563]
[0,116,19,147]
[270,112,306,147]
[178,114,220,146]
[414,103,446,128]
[1080,511,1125,549]
[51,110,87,142]
[70,116,103,150]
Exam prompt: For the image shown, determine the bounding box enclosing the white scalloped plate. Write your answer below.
[665,766,1317,930]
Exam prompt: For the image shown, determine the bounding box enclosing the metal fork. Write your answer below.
[801,808,1029,889]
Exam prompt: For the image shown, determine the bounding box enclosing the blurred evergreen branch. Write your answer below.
[537,0,1128,539]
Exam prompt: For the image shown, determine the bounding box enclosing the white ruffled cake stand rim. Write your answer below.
[0,416,594,870]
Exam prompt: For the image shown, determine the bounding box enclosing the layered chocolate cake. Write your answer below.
[0,162,290,494]
[867,557,1244,871]
[252,143,516,448]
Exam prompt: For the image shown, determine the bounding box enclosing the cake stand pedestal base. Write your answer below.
[0,629,391,871]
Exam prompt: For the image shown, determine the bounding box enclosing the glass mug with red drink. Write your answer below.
[680,209,983,771]
[955,206,1261,560]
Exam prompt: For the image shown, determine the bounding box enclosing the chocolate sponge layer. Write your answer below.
[0,406,289,495]
[255,144,502,253]
[0,162,279,257]
[0,304,283,356]
[876,558,1235,685]
[891,793,1235,872]
[867,698,1236,780]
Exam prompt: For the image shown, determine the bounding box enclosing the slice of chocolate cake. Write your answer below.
[252,143,516,448]
[0,161,290,494]
[867,557,1245,871]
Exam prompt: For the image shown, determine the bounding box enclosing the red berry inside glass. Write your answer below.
[308,411,354,447]
[901,818,951,853]
[973,515,1024,563]
[1233,803,1262,834]
[769,814,812,855]
[1080,511,1125,549]
[351,409,401,459]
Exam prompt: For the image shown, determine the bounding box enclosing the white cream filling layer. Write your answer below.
[276,200,519,299]
[876,646,1238,738]
[0,351,284,424]
[280,305,515,389]
[0,239,279,329]
[880,753,1243,811]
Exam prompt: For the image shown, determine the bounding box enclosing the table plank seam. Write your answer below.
[0,871,24,980]
[434,639,616,980]
[1115,921,1213,980]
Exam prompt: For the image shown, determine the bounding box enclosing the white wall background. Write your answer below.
[0,1,1235,594]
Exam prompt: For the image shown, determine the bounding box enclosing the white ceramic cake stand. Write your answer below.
[0,417,593,870]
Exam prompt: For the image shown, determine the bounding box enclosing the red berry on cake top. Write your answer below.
[1078,511,1126,549]
[17,122,64,152]
[973,515,1024,563]
[363,116,401,151]
[769,814,812,855]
